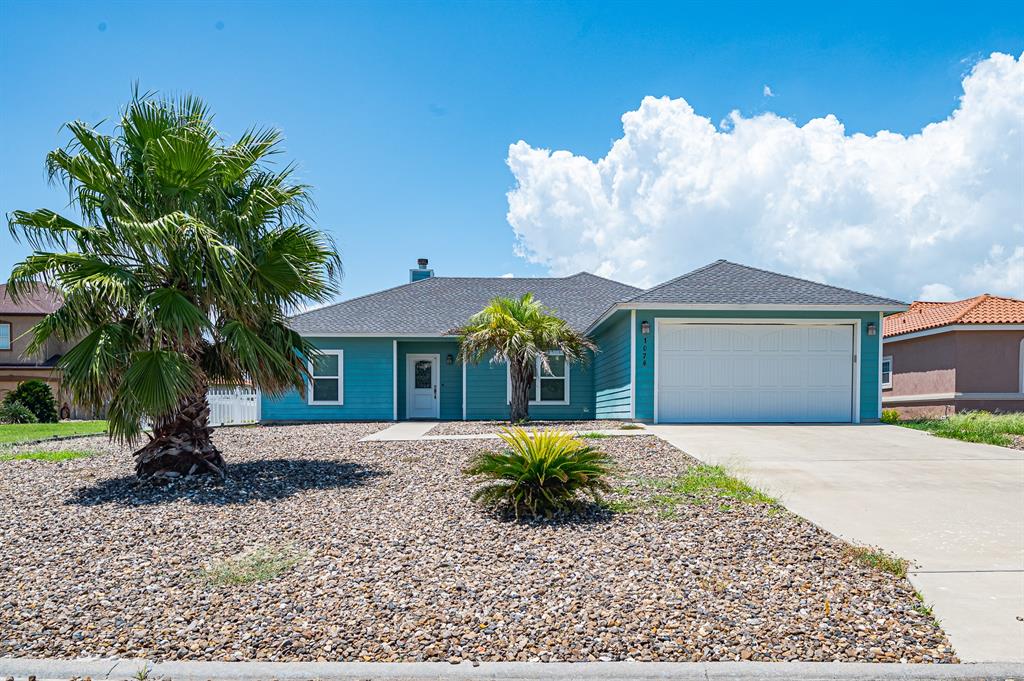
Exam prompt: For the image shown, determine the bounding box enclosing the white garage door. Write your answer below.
[656,323,854,423]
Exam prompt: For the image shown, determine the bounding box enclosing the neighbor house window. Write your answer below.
[307,349,344,405]
[507,351,570,405]
[0,323,9,350]
[881,356,892,389]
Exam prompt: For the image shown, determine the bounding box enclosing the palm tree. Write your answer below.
[453,293,595,423]
[6,90,340,481]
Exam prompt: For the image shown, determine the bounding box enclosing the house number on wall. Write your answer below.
[642,336,647,367]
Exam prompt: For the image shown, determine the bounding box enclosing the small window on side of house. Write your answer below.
[881,356,892,389]
[308,350,344,405]
[0,323,10,351]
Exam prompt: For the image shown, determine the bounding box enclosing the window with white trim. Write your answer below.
[0,323,9,350]
[307,349,344,405]
[881,356,892,389]
[507,351,570,405]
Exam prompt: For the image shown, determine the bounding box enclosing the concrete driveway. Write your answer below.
[649,423,1024,663]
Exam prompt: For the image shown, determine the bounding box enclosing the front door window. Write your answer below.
[415,360,432,389]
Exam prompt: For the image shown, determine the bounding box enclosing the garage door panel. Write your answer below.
[781,357,804,387]
[658,323,854,423]
[680,327,706,351]
[681,391,709,420]
[708,358,733,387]
[679,357,706,387]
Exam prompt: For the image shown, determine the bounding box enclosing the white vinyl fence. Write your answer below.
[207,385,259,426]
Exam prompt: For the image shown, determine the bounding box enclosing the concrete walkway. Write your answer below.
[360,421,438,440]
[0,658,1020,681]
[361,422,650,442]
[649,423,1024,663]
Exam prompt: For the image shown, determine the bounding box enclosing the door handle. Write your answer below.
[433,385,437,398]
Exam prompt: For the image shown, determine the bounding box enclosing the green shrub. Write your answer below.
[464,427,613,518]
[881,409,901,424]
[0,400,38,425]
[3,380,58,423]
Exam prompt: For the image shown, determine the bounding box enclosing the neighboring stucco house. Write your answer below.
[0,283,72,412]
[261,259,904,424]
[882,294,1024,418]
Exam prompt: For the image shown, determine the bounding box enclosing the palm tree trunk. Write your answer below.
[134,388,226,481]
[509,360,532,423]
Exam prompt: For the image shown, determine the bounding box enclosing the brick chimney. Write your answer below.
[409,257,434,283]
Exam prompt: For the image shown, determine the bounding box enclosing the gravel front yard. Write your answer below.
[428,420,636,435]
[0,423,954,664]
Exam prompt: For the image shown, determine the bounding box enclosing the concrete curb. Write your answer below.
[0,659,1022,681]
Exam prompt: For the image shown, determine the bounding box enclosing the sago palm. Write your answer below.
[452,293,595,422]
[464,428,613,517]
[6,90,340,481]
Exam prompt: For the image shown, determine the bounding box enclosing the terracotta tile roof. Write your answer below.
[0,283,62,315]
[884,294,1024,337]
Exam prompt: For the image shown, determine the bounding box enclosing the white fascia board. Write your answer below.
[884,324,1024,343]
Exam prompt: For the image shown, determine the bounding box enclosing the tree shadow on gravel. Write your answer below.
[65,459,386,507]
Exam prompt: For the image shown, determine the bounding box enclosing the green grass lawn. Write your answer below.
[0,420,107,445]
[898,411,1024,447]
[0,449,94,462]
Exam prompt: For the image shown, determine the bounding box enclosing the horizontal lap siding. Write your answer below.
[632,310,882,422]
[396,340,462,420]
[465,350,596,420]
[593,310,632,419]
[261,337,394,421]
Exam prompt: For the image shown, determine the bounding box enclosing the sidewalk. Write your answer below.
[360,422,650,442]
[0,658,1021,681]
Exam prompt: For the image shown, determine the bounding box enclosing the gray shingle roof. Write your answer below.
[624,260,904,307]
[288,273,642,335]
[288,260,904,336]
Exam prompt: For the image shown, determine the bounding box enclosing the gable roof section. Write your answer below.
[0,283,62,315]
[288,273,642,335]
[624,260,905,307]
[884,294,1024,337]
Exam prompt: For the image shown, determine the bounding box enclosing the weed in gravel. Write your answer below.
[202,545,305,586]
[577,432,610,439]
[0,449,93,462]
[913,591,940,625]
[847,545,908,578]
[602,465,777,516]
[599,493,638,513]
[655,465,778,506]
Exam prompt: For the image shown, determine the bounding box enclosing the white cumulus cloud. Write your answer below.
[506,52,1024,302]
[763,84,774,97]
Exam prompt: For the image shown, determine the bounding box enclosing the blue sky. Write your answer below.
[1,1,1021,301]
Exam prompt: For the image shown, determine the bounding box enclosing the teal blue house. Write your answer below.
[261,259,905,424]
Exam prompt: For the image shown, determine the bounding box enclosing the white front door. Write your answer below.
[406,354,440,419]
[656,323,855,423]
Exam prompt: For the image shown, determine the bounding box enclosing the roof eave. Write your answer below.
[587,302,908,335]
[884,322,1024,341]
